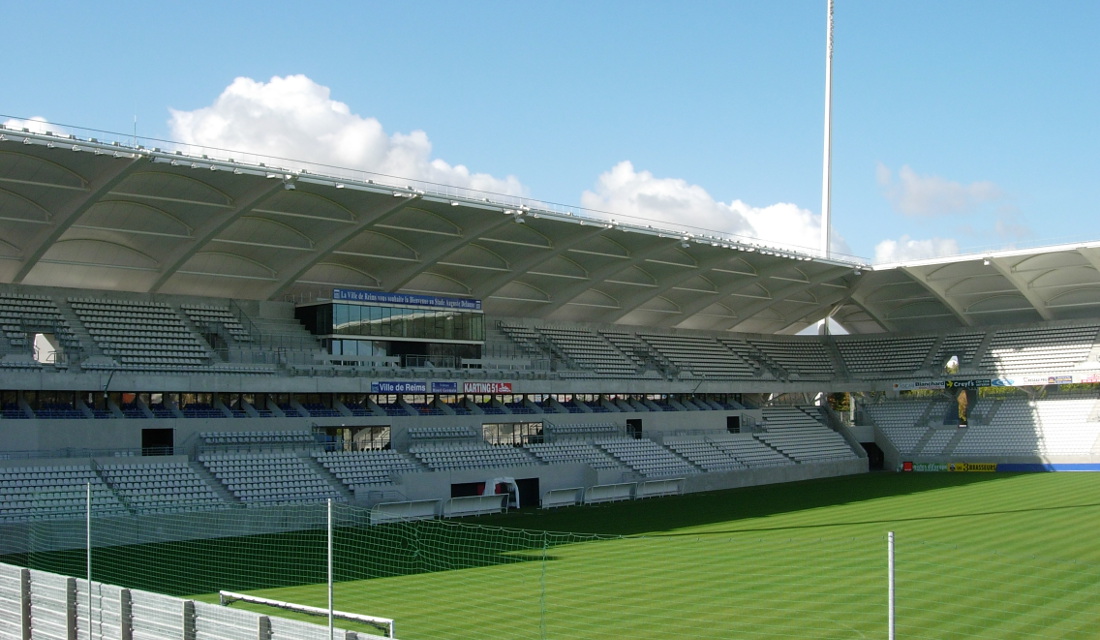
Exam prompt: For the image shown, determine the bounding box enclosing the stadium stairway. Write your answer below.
[190,460,240,505]
[301,453,356,502]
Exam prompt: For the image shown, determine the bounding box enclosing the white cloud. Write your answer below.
[877,163,1002,217]
[581,161,837,254]
[874,235,961,264]
[3,116,62,135]
[168,75,525,195]
[167,76,838,254]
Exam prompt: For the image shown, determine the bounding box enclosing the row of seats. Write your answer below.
[499,320,1100,380]
[0,424,862,522]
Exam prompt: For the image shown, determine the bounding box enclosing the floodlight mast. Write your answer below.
[820,0,835,259]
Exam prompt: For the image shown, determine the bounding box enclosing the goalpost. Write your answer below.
[219,590,395,638]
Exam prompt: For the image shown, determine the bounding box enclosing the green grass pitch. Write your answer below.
[10,472,1100,639]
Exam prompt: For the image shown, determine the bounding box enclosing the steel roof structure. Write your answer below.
[3,125,1100,335]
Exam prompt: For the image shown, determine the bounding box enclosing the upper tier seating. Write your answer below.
[0,292,77,363]
[835,336,938,377]
[741,338,835,379]
[930,333,985,370]
[980,325,1100,373]
[70,298,211,369]
[536,326,640,377]
[180,303,252,342]
[637,333,755,378]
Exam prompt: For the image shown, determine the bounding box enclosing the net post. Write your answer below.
[888,531,895,640]
[87,481,92,640]
[328,498,334,640]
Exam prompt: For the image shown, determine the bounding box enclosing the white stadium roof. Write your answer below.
[3,125,1100,335]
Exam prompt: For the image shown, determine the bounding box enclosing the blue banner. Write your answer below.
[334,288,481,311]
[371,381,427,394]
[430,381,460,394]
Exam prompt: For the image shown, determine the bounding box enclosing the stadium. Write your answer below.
[4,119,1100,640]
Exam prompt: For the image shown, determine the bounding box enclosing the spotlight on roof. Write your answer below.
[983,257,991,266]
[853,268,862,276]
[681,241,690,249]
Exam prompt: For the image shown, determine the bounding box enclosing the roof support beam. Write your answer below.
[711,270,855,332]
[379,213,532,294]
[985,258,1054,321]
[894,266,973,328]
[148,179,286,293]
[467,225,611,301]
[259,193,419,299]
[534,236,675,318]
[13,155,144,283]
[614,258,845,328]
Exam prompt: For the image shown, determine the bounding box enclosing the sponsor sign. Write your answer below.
[371,381,427,394]
[430,381,459,394]
[909,462,998,472]
[894,380,946,391]
[948,462,998,472]
[333,288,482,311]
[463,381,513,394]
[945,379,991,389]
[910,462,950,472]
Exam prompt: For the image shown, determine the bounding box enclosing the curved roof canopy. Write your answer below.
[3,127,1100,335]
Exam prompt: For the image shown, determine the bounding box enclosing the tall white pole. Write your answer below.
[888,531,895,640]
[820,0,835,259]
[328,499,334,640]
[87,482,92,640]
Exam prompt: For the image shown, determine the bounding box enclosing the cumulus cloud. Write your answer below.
[168,75,525,195]
[877,163,1002,217]
[3,116,61,135]
[581,161,836,254]
[166,75,836,254]
[873,235,961,264]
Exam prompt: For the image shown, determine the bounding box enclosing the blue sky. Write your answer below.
[3,1,1098,263]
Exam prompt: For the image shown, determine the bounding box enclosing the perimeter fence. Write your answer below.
[3,500,1100,640]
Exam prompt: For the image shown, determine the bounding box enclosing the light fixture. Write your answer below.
[983,258,991,266]
[853,268,862,276]
[335,183,345,189]
[681,241,690,249]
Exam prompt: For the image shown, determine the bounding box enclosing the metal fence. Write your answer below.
[0,563,387,640]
